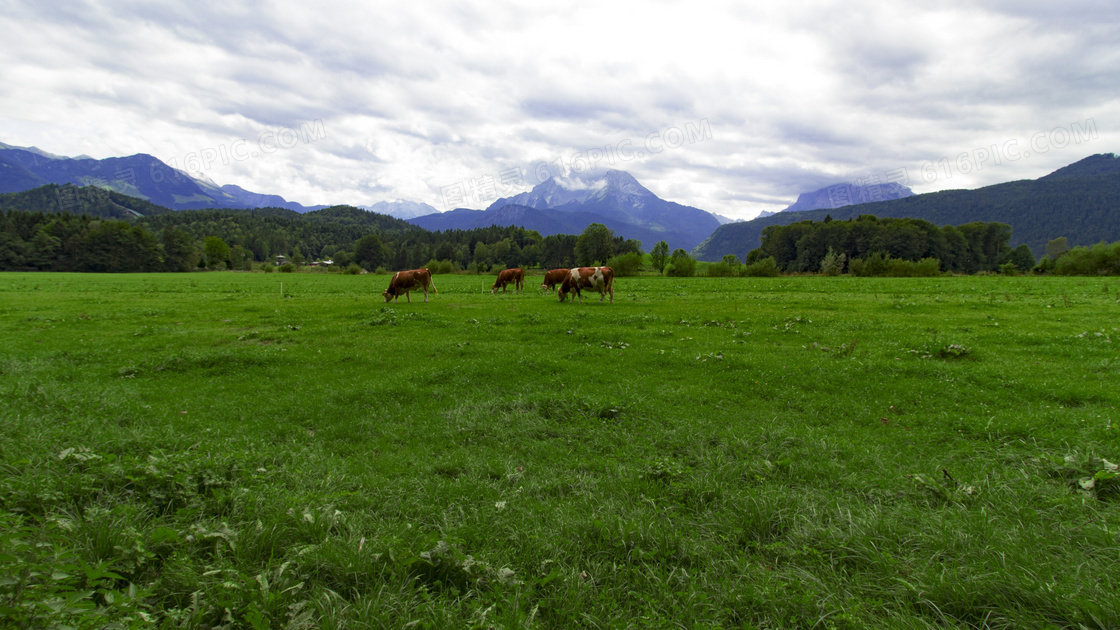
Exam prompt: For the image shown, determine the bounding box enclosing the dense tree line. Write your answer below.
[0,188,654,274]
[0,207,545,273]
[0,211,167,272]
[134,207,407,268]
[0,185,563,272]
[1040,240,1120,275]
[747,215,1025,273]
[10,182,1083,277]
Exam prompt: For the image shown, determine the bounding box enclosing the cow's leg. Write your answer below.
[406,290,411,303]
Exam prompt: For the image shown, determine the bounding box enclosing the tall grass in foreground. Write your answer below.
[0,272,1117,628]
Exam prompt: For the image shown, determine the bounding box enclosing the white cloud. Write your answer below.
[1,0,1117,218]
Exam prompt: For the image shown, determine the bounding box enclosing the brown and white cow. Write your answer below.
[558,266,615,304]
[540,268,569,293]
[491,268,525,294]
[382,268,437,303]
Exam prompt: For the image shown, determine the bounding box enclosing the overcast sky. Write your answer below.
[1,0,1117,218]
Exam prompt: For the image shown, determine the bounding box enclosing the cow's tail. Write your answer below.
[429,273,438,295]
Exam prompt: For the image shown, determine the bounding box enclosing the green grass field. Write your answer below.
[1,271,1118,629]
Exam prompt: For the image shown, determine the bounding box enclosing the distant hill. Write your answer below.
[694,154,1120,261]
[0,183,419,241]
[0,142,324,212]
[301,205,421,231]
[133,203,420,245]
[0,183,177,219]
[219,184,327,213]
[412,170,721,251]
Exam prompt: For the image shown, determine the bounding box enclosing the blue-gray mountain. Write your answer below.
[693,153,1120,261]
[0,142,324,212]
[781,182,913,213]
[742,182,914,222]
[411,170,721,251]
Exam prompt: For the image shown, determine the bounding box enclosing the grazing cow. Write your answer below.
[382,268,437,303]
[491,268,525,294]
[558,266,615,304]
[540,268,570,293]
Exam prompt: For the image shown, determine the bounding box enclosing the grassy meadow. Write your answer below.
[1,270,1118,629]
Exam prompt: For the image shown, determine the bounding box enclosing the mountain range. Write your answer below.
[411,170,722,251]
[0,142,726,249]
[0,142,324,213]
[693,153,1120,261]
[4,140,1118,264]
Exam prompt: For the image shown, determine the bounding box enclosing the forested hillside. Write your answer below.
[0,186,604,272]
[0,183,176,220]
[695,153,1120,261]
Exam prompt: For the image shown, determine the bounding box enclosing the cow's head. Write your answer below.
[382,289,394,302]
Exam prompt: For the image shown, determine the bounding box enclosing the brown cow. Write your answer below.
[540,268,569,293]
[382,268,437,302]
[558,266,615,304]
[491,268,525,294]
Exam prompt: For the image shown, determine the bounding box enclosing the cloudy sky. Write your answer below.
[2,0,1117,218]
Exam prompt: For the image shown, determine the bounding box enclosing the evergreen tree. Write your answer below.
[161,227,198,272]
[539,234,576,269]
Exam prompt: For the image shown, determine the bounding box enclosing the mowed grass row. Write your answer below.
[0,271,1118,629]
